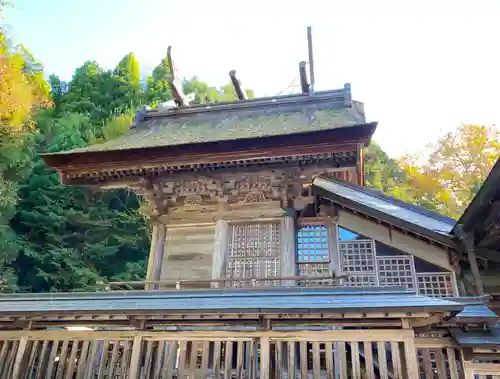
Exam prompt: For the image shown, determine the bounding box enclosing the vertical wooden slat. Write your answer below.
[236,341,245,379]
[164,341,178,379]
[403,338,419,379]
[275,341,282,379]
[120,340,132,379]
[436,349,447,379]
[55,340,70,379]
[391,342,402,379]
[224,341,233,379]
[323,342,333,379]
[153,341,166,379]
[212,341,222,379]
[12,336,29,379]
[142,340,154,379]
[24,340,39,379]
[280,215,296,284]
[312,342,321,379]
[260,337,270,379]
[447,348,460,379]
[129,336,144,379]
[189,341,199,379]
[336,342,347,379]
[421,348,433,379]
[376,342,388,379]
[46,340,60,379]
[75,341,90,379]
[299,341,308,379]
[65,341,79,379]
[249,340,256,379]
[178,340,188,379]
[351,342,361,379]
[0,340,9,375]
[108,341,121,379]
[363,342,375,379]
[84,341,100,379]
[4,340,20,378]
[35,340,50,379]
[200,341,210,379]
[96,340,110,379]
[288,342,296,379]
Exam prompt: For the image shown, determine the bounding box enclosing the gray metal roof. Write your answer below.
[0,287,462,315]
[450,326,500,348]
[449,295,499,323]
[312,175,456,246]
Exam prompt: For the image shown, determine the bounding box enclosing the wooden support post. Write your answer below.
[328,221,341,278]
[128,336,143,379]
[402,336,419,379]
[280,212,296,285]
[356,143,365,186]
[212,220,229,287]
[11,336,28,379]
[146,222,166,290]
[260,337,270,379]
[465,232,484,295]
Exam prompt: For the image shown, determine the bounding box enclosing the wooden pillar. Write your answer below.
[328,220,341,278]
[402,332,420,379]
[280,211,296,285]
[128,336,144,379]
[465,232,484,295]
[212,220,229,287]
[260,337,270,379]
[145,222,167,290]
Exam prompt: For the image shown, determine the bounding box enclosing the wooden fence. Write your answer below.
[0,329,498,378]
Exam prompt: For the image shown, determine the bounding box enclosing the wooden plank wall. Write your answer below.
[160,224,215,282]
[0,329,467,379]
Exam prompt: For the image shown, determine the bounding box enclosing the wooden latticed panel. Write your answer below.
[226,223,281,286]
[417,272,457,297]
[340,240,376,274]
[376,255,417,290]
[343,274,378,287]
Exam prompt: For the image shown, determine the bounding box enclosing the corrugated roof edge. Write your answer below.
[312,175,456,246]
[0,286,416,302]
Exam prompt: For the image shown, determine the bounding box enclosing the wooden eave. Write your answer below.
[42,122,376,187]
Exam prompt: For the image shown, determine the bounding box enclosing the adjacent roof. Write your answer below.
[45,88,366,156]
[450,295,499,323]
[452,157,500,258]
[0,287,462,316]
[312,175,457,246]
[450,326,500,348]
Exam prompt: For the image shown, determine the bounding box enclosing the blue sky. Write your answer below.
[4,0,500,157]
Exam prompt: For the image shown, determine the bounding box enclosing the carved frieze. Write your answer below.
[134,167,357,218]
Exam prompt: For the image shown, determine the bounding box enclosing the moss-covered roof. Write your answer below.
[54,89,367,155]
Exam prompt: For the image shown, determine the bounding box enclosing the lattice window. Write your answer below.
[417,273,457,297]
[226,223,281,287]
[297,224,329,262]
[227,223,280,258]
[376,256,416,289]
[297,263,332,285]
[340,240,376,274]
[343,274,378,287]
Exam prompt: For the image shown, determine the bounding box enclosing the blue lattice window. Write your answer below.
[297,223,329,263]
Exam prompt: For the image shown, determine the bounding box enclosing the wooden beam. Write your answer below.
[465,232,484,295]
[335,209,453,270]
[211,220,228,287]
[166,46,187,107]
[128,335,143,379]
[307,26,315,94]
[11,336,28,379]
[229,70,247,100]
[299,61,309,94]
